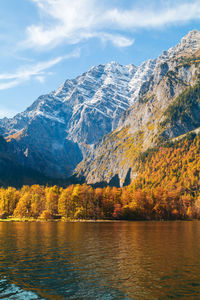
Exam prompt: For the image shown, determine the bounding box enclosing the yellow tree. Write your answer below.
[13,192,32,218]
[58,185,73,217]
[30,185,46,217]
[45,185,60,215]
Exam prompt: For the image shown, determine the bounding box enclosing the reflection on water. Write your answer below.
[0,221,200,299]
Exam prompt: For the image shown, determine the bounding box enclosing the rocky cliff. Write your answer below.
[76,30,200,186]
[1,30,200,183]
[0,58,157,178]
[0,136,50,187]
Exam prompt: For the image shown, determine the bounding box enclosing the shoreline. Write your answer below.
[0,218,123,223]
[0,218,198,223]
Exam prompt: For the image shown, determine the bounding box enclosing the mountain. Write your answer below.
[0,135,84,187]
[0,59,157,178]
[0,136,50,187]
[76,30,200,186]
[0,62,137,177]
[0,30,200,183]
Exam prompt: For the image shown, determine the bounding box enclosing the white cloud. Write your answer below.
[99,33,134,48]
[25,0,200,50]
[35,75,46,83]
[0,80,21,91]
[25,0,134,49]
[0,48,80,90]
[105,2,200,28]
[0,108,17,118]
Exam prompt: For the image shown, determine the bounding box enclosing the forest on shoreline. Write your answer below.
[0,132,200,221]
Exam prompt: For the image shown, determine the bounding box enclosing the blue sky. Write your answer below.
[0,0,200,117]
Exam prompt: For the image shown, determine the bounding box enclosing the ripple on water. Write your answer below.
[0,221,200,299]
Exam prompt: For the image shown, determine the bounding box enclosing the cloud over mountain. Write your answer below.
[25,0,200,49]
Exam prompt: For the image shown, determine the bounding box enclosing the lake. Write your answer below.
[0,221,200,299]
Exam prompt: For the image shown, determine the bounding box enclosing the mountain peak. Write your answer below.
[177,29,200,56]
[182,29,200,42]
[107,61,118,65]
[1,29,200,181]
[164,29,200,59]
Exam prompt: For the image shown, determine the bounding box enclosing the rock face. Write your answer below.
[76,30,200,186]
[1,30,200,182]
[0,136,51,187]
[0,62,140,178]
[0,58,160,178]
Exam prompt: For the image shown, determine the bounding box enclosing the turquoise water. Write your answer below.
[0,221,200,299]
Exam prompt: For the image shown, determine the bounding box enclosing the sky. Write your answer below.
[0,0,200,118]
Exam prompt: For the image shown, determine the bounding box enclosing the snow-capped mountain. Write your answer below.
[1,62,137,143]
[0,61,140,178]
[0,30,200,180]
[77,30,200,186]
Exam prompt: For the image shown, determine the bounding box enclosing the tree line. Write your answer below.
[0,133,200,220]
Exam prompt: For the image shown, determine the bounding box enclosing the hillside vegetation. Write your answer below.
[161,80,200,130]
[1,132,200,220]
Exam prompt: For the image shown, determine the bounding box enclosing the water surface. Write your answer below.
[0,221,200,299]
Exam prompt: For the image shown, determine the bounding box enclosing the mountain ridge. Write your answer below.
[76,30,200,186]
[0,30,200,183]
